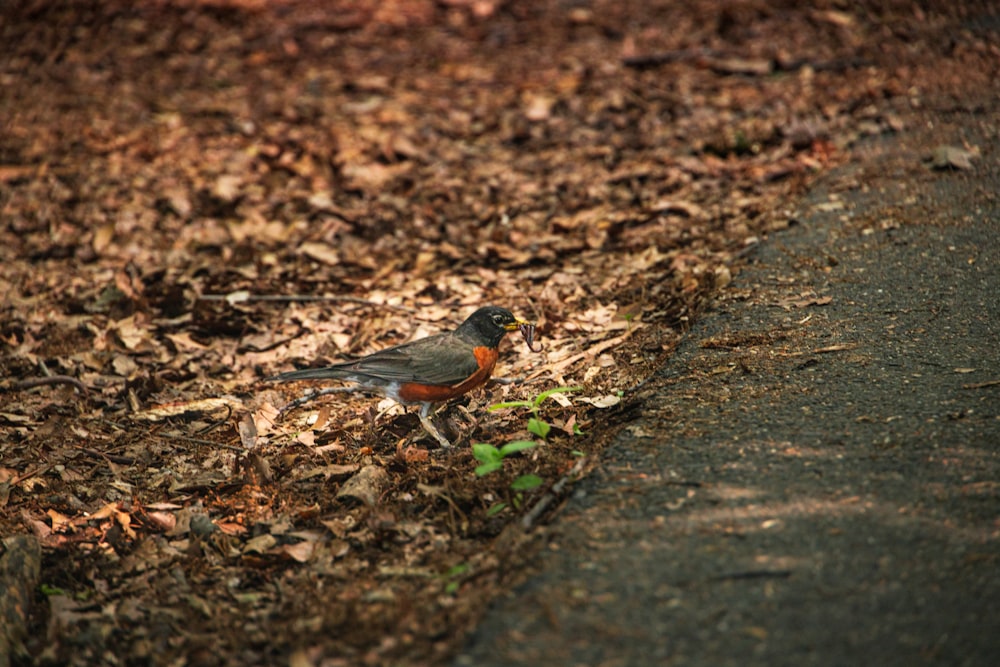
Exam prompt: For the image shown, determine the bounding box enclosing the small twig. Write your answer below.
[489,376,540,387]
[238,333,305,353]
[194,404,233,434]
[9,464,55,487]
[417,483,469,533]
[77,447,137,465]
[962,379,1000,390]
[624,49,870,74]
[622,48,711,68]
[709,569,793,581]
[521,456,588,529]
[11,375,89,395]
[776,56,872,73]
[812,343,858,354]
[198,293,415,312]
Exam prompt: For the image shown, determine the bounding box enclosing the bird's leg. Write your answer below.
[418,403,453,448]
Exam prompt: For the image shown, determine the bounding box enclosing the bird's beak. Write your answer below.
[505,319,529,332]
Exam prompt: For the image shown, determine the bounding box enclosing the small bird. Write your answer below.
[269,306,531,447]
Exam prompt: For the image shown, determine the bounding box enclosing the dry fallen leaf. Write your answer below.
[930,144,977,170]
[577,394,622,409]
[299,242,341,266]
[776,294,833,309]
[145,511,177,532]
[337,465,389,506]
[134,396,244,421]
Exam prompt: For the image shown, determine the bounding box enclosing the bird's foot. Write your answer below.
[418,412,453,449]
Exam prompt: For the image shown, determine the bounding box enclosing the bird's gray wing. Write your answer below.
[347,335,481,386]
[270,333,480,387]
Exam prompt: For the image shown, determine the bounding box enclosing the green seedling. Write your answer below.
[472,440,536,476]
[486,502,507,517]
[477,386,582,517]
[510,474,543,490]
[489,385,582,439]
[527,417,549,439]
[485,473,544,517]
[442,563,469,595]
[473,442,545,517]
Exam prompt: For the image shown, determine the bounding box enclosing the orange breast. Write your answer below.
[398,346,499,403]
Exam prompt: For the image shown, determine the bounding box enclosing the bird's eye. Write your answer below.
[493,314,504,324]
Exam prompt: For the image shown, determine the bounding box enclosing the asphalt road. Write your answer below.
[455,96,1000,666]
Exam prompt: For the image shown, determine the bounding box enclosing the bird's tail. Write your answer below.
[267,366,352,382]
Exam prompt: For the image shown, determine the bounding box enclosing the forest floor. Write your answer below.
[1,1,997,665]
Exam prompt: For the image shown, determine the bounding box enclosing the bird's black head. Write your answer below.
[459,306,524,348]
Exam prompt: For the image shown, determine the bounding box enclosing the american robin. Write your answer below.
[269,306,532,447]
